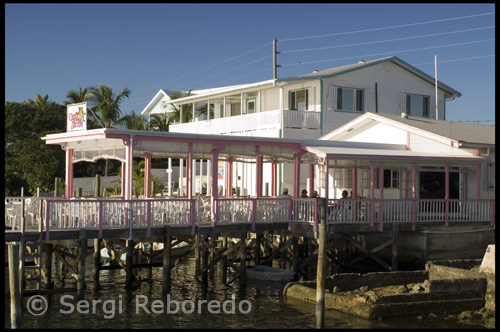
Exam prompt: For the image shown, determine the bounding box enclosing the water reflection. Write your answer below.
[5,255,492,329]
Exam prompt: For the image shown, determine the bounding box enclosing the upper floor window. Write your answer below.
[406,94,430,117]
[337,87,364,112]
[289,88,309,111]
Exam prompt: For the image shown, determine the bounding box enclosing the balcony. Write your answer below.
[169,110,321,135]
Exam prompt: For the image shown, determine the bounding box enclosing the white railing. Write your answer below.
[5,197,495,236]
[169,110,321,135]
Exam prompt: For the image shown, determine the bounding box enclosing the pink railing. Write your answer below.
[5,197,494,238]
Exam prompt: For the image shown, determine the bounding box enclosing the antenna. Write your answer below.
[435,55,438,120]
[273,38,280,80]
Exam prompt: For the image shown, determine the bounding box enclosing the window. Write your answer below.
[289,89,309,111]
[246,98,256,114]
[333,169,352,188]
[376,169,400,188]
[337,87,364,112]
[406,94,430,117]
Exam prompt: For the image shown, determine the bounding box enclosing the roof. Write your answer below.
[321,112,495,149]
[277,56,461,99]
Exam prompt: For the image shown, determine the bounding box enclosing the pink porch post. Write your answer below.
[226,157,233,197]
[370,161,375,227]
[445,163,450,227]
[379,162,384,231]
[144,152,152,198]
[65,148,74,199]
[412,163,417,231]
[293,150,301,198]
[255,146,262,198]
[187,143,193,199]
[309,164,314,198]
[121,162,126,199]
[211,144,225,228]
[271,160,277,197]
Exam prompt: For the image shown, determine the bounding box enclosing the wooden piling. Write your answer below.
[93,239,101,286]
[45,243,53,289]
[201,236,208,285]
[77,229,87,299]
[240,229,247,287]
[392,224,399,271]
[220,237,227,284]
[125,239,134,288]
[316,198,327,329]
[162,226,172,294]
[195,233,201,281]
[8,243,21,329]
[210,234,216,280]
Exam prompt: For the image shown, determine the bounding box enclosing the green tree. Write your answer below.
[148,112,170,132]
[87,84,131,128]
[165,89,193,124]
[5,100,66,195]
[65,87,90,104]
[119,110,147,130]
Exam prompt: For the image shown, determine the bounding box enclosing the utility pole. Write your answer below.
[273,38,280,80]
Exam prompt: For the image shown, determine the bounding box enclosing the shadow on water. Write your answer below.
[5,254,493,329]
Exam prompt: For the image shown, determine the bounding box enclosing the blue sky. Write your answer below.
[5,3,495,124]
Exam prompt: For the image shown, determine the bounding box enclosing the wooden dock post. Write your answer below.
[316,198,327,329]
[162,226,172,294]
[125,239,135,288]
[44,243,53,289]
[77,229,87,300]
[195,233,201,281]
[209,234,216,280]
[392,224,399,271]
[8,243,21,329]
[93,239,101,286]
[240,228,247,287]
[220,237,227,284]
[201,235,208,285]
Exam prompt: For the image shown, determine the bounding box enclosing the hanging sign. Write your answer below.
[67,102,87,132]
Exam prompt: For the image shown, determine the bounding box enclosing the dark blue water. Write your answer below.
[5,255,492,329]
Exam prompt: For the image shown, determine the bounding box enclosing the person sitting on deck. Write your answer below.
[310,190,319,198]
[280,188,292,197]
[301,189,308,198]
[341,190,349,199]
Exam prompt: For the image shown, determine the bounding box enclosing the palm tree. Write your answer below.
[148,112,171,132]
[88,84,131,128]
[118,110,147,130]
[65,87,90,105]
[27,94,50,109]
[165,89,193,124]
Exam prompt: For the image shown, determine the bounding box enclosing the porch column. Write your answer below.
[124,138,133,200]
[271,160,278,196]
[187,143,193,199]
[226,157,233,197]
[294,150,301,198]
[412,163,417,231]
[476,164,481,200]
[211,144,226,224]
[324,160,329,201]
[445,163,450,227]
[255,146,262,198]
[309,164,315,197]
[370,161,375,227]
[121,162,126,199]
[352,167,357,199]
[65,148,74,199]
[144,152,152,198]
[379,162,384,231]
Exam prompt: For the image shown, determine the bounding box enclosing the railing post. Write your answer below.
[146,200,151,237]
[191,199,196,235]
[98,201,103,239]
[44,200,50,241]
[251,198,256,231]
[491,200,495,227]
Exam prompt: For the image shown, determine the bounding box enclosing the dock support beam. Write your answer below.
[240,229,247,287]
[45,243,53,289]
[8,243,21,329]
[316,198,327,329]
[93,239,101,287]
[162,226,172,294]
[77,229,86,300]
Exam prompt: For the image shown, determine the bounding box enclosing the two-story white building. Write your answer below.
[141,56,463,197]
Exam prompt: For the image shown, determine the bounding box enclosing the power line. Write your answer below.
[281,39,495,67]
[281,26,494,54]
[279,12,495,42]
[413,54,495,66]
